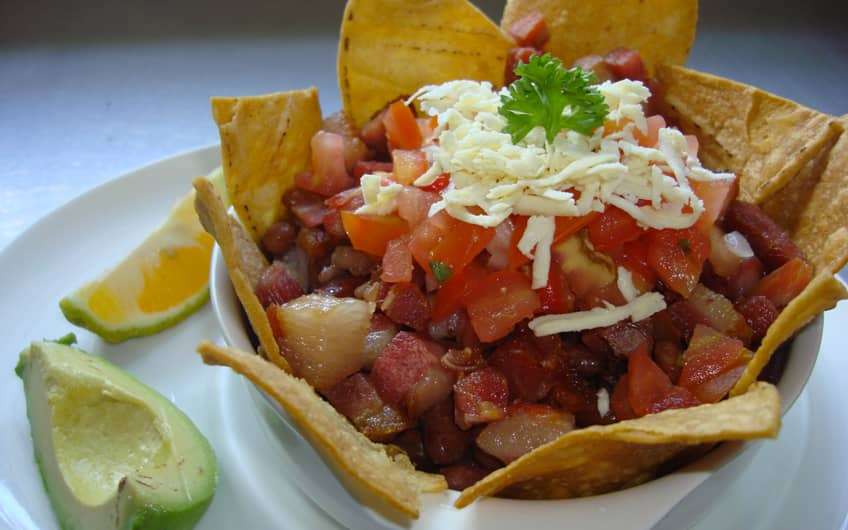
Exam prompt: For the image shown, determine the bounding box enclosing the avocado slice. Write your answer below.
[16,341,217,530]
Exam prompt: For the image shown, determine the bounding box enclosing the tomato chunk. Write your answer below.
[465,270,541,342]
[752,257,813,308]
[691,178,737,234]
[392,149,429,185]
[610,375,636,421]
[409,211,495,280]
[646,227,710,297]
[678,324,749,403]
[632,115,666,147]
[608,238,657,291]
[604,48,647,81]
[397,186,439,227]
[536,258,575,315]
[341,211,409,257]
[381,235,414,283]
[587,206,643,252]
[671,284,753,343]
[453,367,509,429]
[628,344,700,416]
[383,100,422,150]
[431,261,487,320]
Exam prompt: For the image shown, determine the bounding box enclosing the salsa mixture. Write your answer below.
[248,13,812,490]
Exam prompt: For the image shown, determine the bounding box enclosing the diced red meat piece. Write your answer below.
[581,328,612,356]
[321,209,347,240]
[324,373,411,442]
[735,295,779,343]
[506,10,550,48]
[476,404,574,464]
[724,200,803,270]
[453,367,509,430]
[362,313,399,369]
[573,54,615,82]
[565,343,606,376]
[360,108,389,153]
[371,331,442,406]
[284,188,328,228]
[489,334,558,402]
[653,309,684,344]
[505,47,540,84]
[550,369,602,426]
[324,187,364,211]
[381,282,430,331]
[422,398,471,465]
[600,319,653,356]
[255,261,304,308]
[261,220,297,257]
[296,131,356,197]
[440,462,490,490]
[604,48,647,81]
[392,429,429,469]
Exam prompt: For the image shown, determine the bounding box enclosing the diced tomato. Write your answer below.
[465,270,541,342]
[608,238,657,291]
[397,186,439,227]
[679,284,754,343]
[381,282,430,331]
[381,235,413,283]
[633,115,666,147]
[689,364,747,404]
[323,373,411,442]
[255,262,304,308]
[489,333,559,402]
[587,206,643,252]
[735,295,779,343]
[340,211,409,256]
[422,398,471,465]
[360,109,388,153]
[505,47,539,85]
[678,324,749,403]
[536,257,575,315]
[724,200,802,270]
[383,100,422,150]
[752,257,813,308]
[646,227,710,297]
[420,173,450,193]
[628,344,700,416]
[691,178,737,234]
[371,332,441,405]
[611,375,636,421]
[392,149,429,185]
[604,48,647,81]
[725,256,765,301]
[507,10,550,48]
[352,160,393,181]
[453,367,510,429]
[409,211,495,279]
[654,340,683,383]
[296,131,356,197]
[577,282,628,311]
[431,260,487,320]
[476,404,574,465]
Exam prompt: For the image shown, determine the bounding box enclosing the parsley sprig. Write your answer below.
[499,54,609,143]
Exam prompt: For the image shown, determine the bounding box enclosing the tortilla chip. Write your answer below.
[212,89,322,241]
[197,341,446,519]
[731,273,847,396]
[193,178,288,372]
[501,0,697,74]
[655,64,842,204]
[764,118,848,273]
[338,0,513,127]
[455,382,779,506]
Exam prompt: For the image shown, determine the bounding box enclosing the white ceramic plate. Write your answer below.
[1,146,846,530]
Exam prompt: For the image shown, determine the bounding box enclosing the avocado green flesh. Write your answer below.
[18,342,217,530]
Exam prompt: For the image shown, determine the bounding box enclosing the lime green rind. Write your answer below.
[58,287,209,344]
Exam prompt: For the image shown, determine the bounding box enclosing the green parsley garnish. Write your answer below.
[50,333,78,346]
[429,260,453,283]
[499,53,609,143]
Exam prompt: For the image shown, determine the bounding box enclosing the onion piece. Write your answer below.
[475,404,575,464]
[270,294,373,390]
[724,231,754,259]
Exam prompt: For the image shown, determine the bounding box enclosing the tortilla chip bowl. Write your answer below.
[209,243,824,530]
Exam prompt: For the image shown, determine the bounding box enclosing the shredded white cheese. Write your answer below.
[517,215,555,289]
[616,266,639,303]
[597,388,610,418]
[528,291,666,336]
[355,173,402,216]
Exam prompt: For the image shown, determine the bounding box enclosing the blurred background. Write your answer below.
[1,0,846,251]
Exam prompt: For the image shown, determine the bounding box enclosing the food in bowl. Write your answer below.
[194,0,848,520]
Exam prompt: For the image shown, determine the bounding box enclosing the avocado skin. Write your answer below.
[18,342,218,530]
